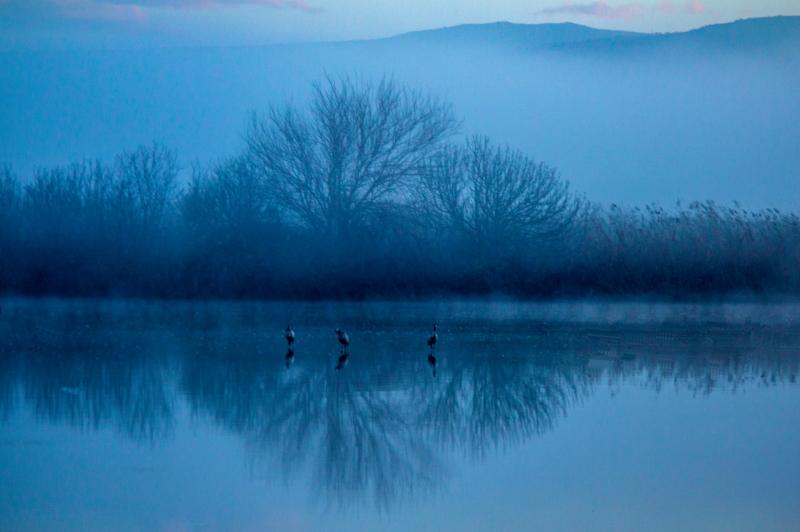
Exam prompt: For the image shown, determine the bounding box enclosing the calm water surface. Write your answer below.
[1,298,799,531]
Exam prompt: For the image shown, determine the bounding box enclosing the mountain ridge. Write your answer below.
[368,16,800,52]
[378,21,641,50]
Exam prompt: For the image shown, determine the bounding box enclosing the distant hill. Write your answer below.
[654,15,800,49]
[380,21,641,50]
[374,16,800,54]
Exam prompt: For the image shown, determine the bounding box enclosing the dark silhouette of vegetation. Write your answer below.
[246,77,458,243]
[416,136,582,252]
[0,78,798,300]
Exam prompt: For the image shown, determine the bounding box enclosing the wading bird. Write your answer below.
[285,325,295,346]
[427,324,438,351]
[335,328,350,352]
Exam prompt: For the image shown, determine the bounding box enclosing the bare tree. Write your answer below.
[0,165,19,231]
[417,136,582,252]
[0,165,20,287]
[246,76,458,240]
[22,161,115,238]
[115,143,179,233]
[0,165,17,208]
[184,156,275,232]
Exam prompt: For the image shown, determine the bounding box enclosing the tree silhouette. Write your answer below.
[246,76,458,241]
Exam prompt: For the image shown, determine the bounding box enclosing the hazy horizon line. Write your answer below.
[2,13,797,53]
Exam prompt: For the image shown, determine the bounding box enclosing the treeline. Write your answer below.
[1,77,798,299]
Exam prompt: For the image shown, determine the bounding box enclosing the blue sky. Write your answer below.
[0,0,798,49]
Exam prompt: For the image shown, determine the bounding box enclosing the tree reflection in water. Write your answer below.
[0,299,799,510]
[0,300,178,442]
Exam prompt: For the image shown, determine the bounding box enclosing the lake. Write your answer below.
[1,298,799,531]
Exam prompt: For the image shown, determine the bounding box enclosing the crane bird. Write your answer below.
[285,325,295,346]
[427,324,438,351]
[335,328,350,353]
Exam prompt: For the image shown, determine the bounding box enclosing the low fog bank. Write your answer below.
[1,17,799,209]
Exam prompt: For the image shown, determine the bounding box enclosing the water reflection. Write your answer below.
[0,305,177,442]
[1,299,799,511]
[427,352,437,377]
[335,351,349,371]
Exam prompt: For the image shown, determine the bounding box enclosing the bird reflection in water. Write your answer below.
[285,347,295,369]
[427,352,437,377]
[335,351,349,370]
